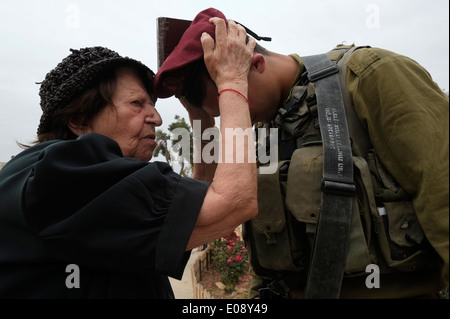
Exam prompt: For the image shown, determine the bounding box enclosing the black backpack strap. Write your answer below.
[301,53,356,298]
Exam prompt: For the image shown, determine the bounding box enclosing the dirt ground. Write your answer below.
[197,266,252,299]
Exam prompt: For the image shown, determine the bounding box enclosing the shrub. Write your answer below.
[211,232,249,293]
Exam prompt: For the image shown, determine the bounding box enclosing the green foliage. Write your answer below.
[153,130,171,163]
[210,232,249,293]
[153,115,193,177]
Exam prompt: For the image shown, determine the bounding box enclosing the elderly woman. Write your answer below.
[0,19,257,298]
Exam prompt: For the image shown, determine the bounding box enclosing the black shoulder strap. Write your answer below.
[301,53,356,299]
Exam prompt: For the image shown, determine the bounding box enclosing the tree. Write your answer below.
[154,115,193,177]
[154,130,171,164]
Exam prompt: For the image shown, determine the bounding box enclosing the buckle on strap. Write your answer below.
[321,179,356,196]
[307,63,339,82]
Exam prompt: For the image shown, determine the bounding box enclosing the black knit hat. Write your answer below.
[37,46,155,135]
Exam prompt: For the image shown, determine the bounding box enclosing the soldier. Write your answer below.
[154,8,449,298]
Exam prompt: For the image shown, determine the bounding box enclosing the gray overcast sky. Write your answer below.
[0,0,448,163]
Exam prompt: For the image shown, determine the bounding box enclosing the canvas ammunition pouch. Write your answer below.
[244,45,441,298]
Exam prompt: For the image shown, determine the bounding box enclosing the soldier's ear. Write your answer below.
[251,54,265,74]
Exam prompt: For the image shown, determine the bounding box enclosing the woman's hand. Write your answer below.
[200,18,256,92]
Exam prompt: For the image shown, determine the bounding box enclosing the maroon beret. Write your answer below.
[154,8,226,98]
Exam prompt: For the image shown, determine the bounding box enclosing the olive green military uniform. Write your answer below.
[248,45,449,299]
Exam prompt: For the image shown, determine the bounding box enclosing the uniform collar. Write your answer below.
[284,54,306,104]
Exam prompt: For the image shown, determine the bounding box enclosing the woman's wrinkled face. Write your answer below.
[86,68,162,161]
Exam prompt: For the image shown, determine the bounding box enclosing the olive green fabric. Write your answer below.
[248,45,448,298]
[344,47,449,288]
[290,47,448,288]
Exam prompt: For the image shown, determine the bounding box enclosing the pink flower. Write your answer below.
[234,255,243,262]
[227,258,233,264]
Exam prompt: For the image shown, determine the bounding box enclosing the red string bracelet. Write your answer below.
[217,89,250,108]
